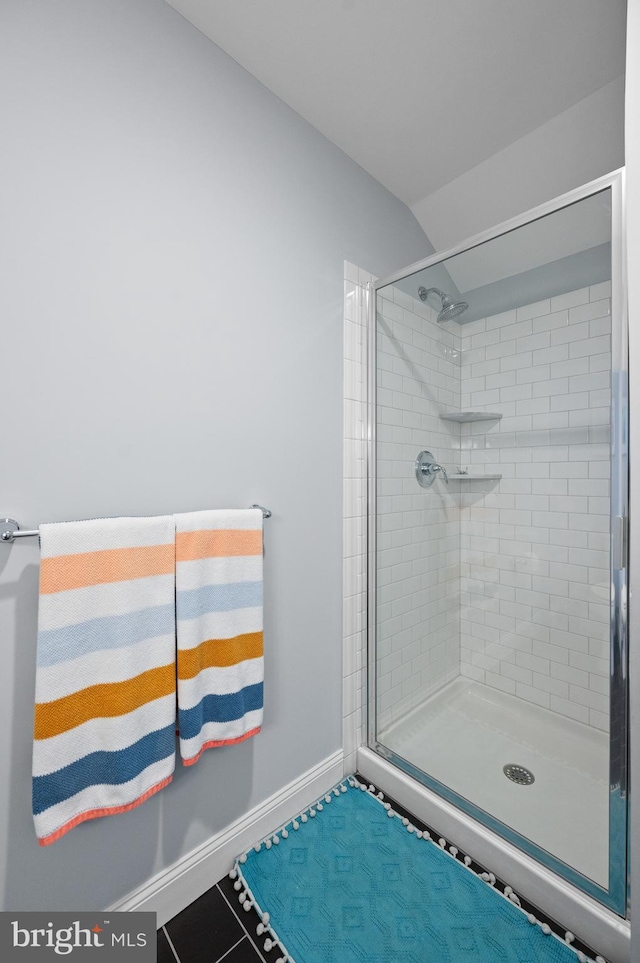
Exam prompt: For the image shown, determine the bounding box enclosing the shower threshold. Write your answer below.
[377,677,609,888]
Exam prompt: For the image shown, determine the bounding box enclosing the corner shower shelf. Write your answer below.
[439,411,503,423]
[449,473,502,481]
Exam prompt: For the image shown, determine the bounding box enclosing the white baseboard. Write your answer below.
[109,750,344,926]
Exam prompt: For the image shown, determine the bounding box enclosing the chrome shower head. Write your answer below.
[418,286,469,323]
[437,297,469,322]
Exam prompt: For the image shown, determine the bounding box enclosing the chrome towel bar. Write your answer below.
[1,505,272,544]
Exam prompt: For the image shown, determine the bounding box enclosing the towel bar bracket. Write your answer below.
[250,504,272,519]
[1,519,34,542]
[1,506,272,544]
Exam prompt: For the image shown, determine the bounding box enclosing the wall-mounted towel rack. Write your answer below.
[1,505,272,544]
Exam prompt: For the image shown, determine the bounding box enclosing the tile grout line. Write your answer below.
[217,881,271,962]
[162,925,181,963]
[215,934,250,963]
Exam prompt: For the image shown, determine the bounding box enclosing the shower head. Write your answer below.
[418,286,469,323]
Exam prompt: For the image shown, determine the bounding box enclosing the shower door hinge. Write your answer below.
[613,515,627,571]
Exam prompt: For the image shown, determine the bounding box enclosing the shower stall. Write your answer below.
[358,171,629,953]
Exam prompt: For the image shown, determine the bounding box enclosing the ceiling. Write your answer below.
[163,0,626,218]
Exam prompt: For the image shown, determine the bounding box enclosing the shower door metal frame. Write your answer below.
[366,169,629,916]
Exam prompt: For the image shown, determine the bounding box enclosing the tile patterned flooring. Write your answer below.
[157,777,603,962]
[159,874,282,963]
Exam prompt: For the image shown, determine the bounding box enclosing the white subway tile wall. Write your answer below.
[342,262,370,774]
[375,286,462,729]
[459,283,611,731]
[343,266,611,770]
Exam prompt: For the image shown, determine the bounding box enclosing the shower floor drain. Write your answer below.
[503,764,535,786]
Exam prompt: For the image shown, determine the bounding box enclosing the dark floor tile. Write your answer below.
[217,875,264,938]
[216,872,242,904]
[217,877,284,963]
[254,937,287,963]
[157,928,178,963]
[218,936,264,963]
[165,885,244,963]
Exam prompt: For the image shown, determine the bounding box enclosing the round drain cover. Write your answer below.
[503,764,535,786]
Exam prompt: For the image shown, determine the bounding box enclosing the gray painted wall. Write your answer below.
[0,0,432,911]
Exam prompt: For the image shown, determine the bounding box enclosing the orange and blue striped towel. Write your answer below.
[33,517,177,846]
[175,509,263,766]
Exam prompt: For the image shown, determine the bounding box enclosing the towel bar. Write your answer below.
[1,505,272,544]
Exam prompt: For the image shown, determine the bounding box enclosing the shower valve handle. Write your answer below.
[424,462,448,484]
[415,451,448,488]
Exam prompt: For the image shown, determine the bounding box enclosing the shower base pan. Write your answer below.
[377,677,609,888]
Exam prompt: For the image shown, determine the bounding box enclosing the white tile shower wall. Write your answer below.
[343,261,370,774]
[375,287,462,730]
[458,283,612,731]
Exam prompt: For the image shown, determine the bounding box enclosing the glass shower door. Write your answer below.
[368,172,628,913]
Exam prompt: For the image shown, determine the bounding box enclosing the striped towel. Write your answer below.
[175,509,264,766]
[33,517,177,846]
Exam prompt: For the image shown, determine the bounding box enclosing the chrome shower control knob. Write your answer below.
[415,451,448,488]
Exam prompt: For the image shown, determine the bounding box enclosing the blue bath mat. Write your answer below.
[233,777,603,963]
